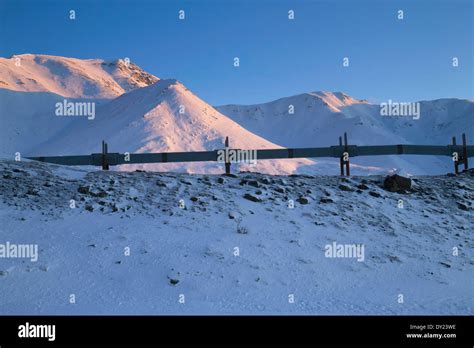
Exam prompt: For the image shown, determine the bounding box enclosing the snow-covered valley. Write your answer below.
[0,160,472,314]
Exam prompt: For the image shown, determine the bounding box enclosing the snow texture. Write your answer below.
[0,160,472,314]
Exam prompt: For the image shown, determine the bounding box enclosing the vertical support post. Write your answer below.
[344,132,350,176]
[224,136,231,175]
[339,136,344,176]
[452,136,459,175]
[462,133,468,171]
[102,140,109,170]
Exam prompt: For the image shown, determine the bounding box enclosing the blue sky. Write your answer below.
[0,0,472,105]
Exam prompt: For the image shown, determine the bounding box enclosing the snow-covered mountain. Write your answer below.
[217,91,473,147]
[31,79,315,174]
[1,54,471,175]
[0,54,159,98]
[217,92,474,174]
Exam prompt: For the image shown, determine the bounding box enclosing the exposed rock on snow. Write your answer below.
[383,174,412,193]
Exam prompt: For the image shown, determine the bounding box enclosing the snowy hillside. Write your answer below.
[0,54,471,175]
[31,79,316,174]
[217,93,474,175]
[0,159,472,314]
[0,89,75,156]
[0,54,159,98]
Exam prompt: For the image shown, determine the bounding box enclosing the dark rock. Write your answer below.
[247,180,261,188]
[94,190,108,198]
[85,204,94,212]
[274,186,286,193]
[217,177,225,184]
[169,278,179,285]
[190,196,199,202]
[224,173,238,178]
[243,193,262,202]
[338,184,353,192]
[26,188,39,196]
[320,197,333,204]
[388,255,401,263]
[357,183,369,190]
[383,174,411,192]
[457,203,469,211]
[297,197,310,204]
[77,186,90,194]
[369,191,381,198]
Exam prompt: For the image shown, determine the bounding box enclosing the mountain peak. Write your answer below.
[0,53,159,98]
[308,91,364,105]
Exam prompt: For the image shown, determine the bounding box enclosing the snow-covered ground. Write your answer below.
[0,160,472,315]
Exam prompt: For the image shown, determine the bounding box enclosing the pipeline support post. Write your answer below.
[102,140,109,170]
[462,133,469,171]
[224,136,231,175]
[343,132,350,176]
[339,136,344,176]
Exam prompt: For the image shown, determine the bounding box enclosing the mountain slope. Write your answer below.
[33,79,316,174]
[0,54,159,98]
[217,93,474,175]
[0,89,77,157]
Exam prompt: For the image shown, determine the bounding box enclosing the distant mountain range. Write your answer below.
[1,54,472,175]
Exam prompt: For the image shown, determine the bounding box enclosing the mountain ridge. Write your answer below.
[0,53,159,98]
[1,53,472,175]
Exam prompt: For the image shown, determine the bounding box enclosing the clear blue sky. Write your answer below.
[0,0,472,105]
